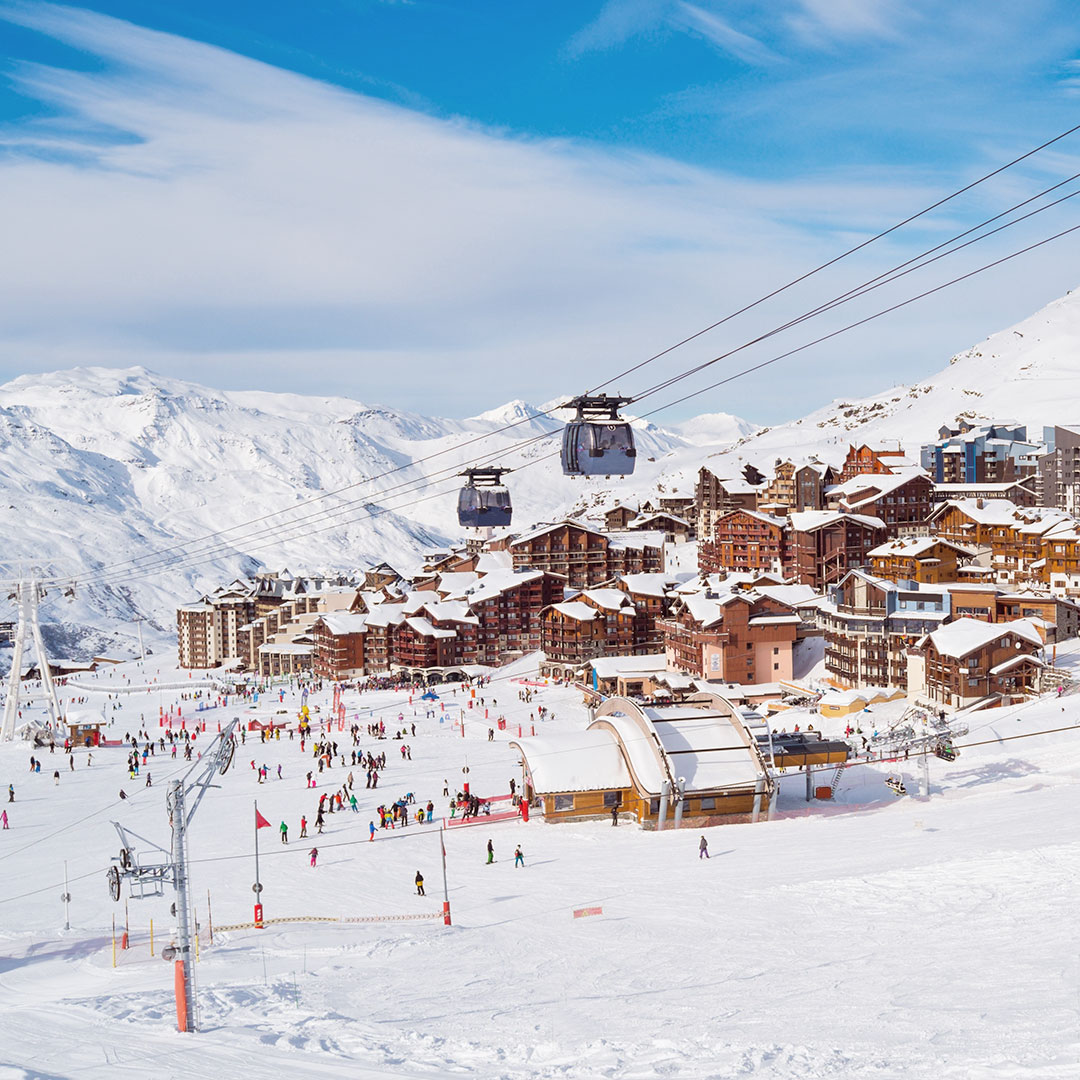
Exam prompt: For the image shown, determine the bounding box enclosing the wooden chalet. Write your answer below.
[909,618,1045,708]
[787,510,886,590]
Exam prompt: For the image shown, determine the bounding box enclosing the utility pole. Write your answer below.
[133,616,146,663]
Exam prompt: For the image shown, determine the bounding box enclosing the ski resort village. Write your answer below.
[4,4,1080,1078]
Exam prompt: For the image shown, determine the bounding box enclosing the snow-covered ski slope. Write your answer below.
[0,653,1077,1078]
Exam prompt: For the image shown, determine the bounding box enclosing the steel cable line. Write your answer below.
[80,449,562,590]
[588,120,1080,393]
[66,185,1080,592]
[627,221,1080,417]
[20,126,1080,591]
[76,433,557,590]
[627,182,1080,403]
[26,203,1080,595]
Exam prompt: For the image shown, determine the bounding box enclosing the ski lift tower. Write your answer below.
[1,575,64,742]
[108,720,238,1032]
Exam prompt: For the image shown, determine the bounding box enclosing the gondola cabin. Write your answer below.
[457,467,513,529]
[561,394,636,477]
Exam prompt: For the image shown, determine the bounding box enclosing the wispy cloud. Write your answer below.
[0,2,1077,426]
[786,0,912,45]
[672,2,780,66]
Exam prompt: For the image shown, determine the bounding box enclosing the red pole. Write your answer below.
[174,960,188,1032]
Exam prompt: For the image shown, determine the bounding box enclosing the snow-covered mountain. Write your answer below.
[634,284,1080,498]
[4,284,1080,659]
[0,367,745,656]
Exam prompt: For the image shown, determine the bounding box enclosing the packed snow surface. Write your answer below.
[0,653,1078,1078]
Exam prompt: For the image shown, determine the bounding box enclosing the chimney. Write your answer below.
[976,498,984,509]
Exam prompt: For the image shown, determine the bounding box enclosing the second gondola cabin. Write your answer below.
[457,467,513,528]
[561,394,636,477]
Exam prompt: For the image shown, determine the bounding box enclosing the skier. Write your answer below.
[280,820,289,844]
[145,772,152,788]
[300,815,308,838]
[415,871,425,896]
[699,836,709,860]
[309,847,318,867]
[7,784,13,803]
[514,845,524,868]
[486,839,494,865]
[611,805,618,826]
[1,809,8,829]
[369,820,376,841]
[118,789,127,800]
[53,770,60,786]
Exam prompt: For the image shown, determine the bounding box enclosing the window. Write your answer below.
[773,647,779,655]
[700,797,716,811]
[649,797,661,814]
[554,794,574,812]
[603,791,622,808]
[774,663,780,671]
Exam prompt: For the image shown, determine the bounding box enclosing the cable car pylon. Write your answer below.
[1,575,64,742]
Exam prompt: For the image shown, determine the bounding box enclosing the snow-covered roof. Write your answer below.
[404,617,457,639]
[550,601,599,622]
[618,572,689,598]
[587,655,669,679]
[989,654,1046,675]
[788,510,885,532]
[868,536,975,559]
[832,467,928,509]
[512,731,632,794]
[923,617,1043,659]
[464,567,545,604]
[580,588,634,612]
[645,706,760,790]
[474,550,513,574]
[317,613,369,635]
[510,519,603,546]
[608,529,666,551]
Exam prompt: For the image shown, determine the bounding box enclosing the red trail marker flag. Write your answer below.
[255,808,272,829]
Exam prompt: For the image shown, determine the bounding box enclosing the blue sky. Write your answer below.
[2,1,1080,423]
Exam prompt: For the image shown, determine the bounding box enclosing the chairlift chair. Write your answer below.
[560,394,637,477]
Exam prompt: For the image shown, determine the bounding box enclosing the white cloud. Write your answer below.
[672,2,780,65]
[786,0,912,45]
[0,2,1076,427]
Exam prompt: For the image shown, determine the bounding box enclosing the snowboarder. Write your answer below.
[514,846,524,868]
[309,847,318,867]
[699,836,709,859]
[415,871,425,896]
[486,839,494,865]
[280,820,289,844]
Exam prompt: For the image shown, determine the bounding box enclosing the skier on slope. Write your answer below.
[486,839,494,865]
